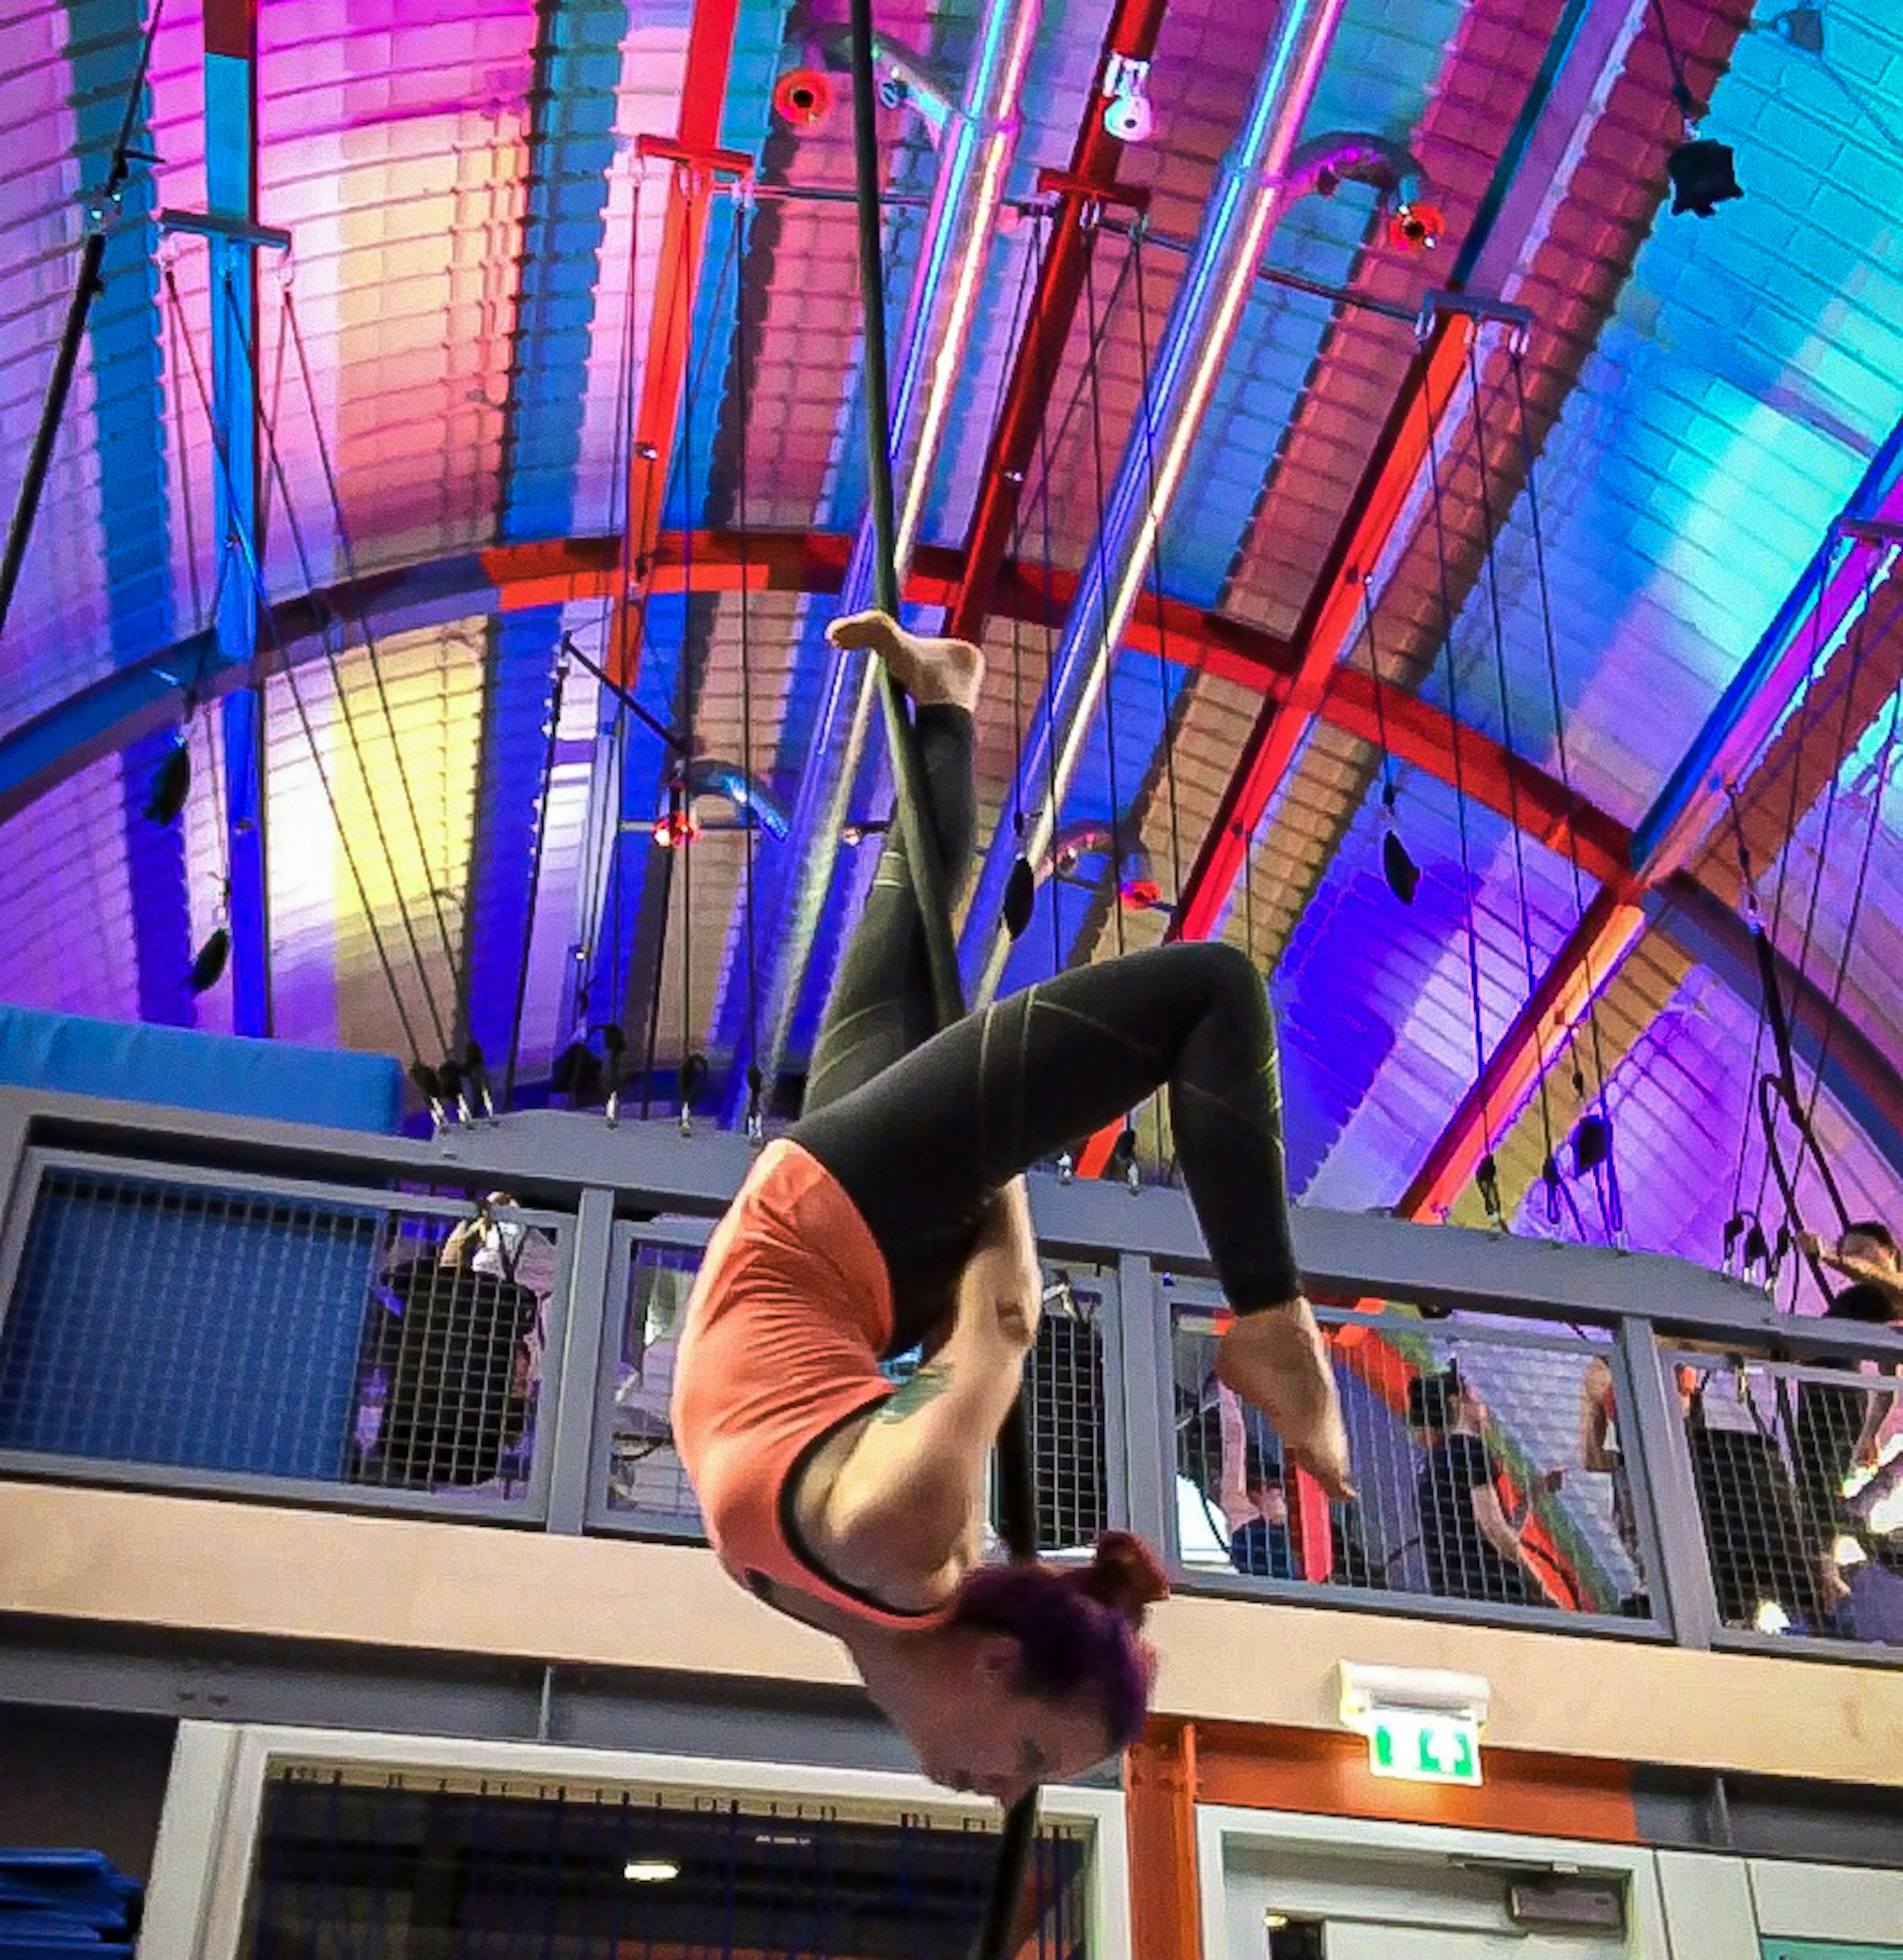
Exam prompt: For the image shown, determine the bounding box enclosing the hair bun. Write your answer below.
[1076,1531,1169,1623]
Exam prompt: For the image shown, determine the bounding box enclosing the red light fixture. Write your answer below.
[774,67,834,128]
[1386,199,1444,253]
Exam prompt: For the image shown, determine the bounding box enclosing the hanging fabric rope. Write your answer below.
[1421,334,1505,1227]
[1464,336,1563,1224]
[841,3,1034,1951]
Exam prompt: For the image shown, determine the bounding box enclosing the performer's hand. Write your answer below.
[958,1179,1042,1355]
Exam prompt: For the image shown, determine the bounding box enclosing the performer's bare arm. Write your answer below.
[804,1181,1041,1606]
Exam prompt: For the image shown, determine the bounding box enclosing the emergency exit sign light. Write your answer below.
[1365,1708,1481,1786]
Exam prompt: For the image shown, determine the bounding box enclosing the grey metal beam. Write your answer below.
[0,1082,1837,1337]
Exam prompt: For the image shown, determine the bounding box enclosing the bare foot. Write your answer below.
[1215,1300,1354,1501]
[828,609,984,711]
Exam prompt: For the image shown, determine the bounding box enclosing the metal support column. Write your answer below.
[1613,1316,1721,1649]
[543,1186,618,1533]
[204,0,270,1035]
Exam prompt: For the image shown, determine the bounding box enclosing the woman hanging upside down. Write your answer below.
[671,610,1351,1807]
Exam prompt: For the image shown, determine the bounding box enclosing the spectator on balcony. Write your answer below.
[1408,1364,1547,1608]
[1217,1381,1294,1579]
[1789,1224,1903,1614]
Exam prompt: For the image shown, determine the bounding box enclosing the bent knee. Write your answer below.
[1167,938,1262,1002]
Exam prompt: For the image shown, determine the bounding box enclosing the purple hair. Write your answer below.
[947,1531,1167,1750]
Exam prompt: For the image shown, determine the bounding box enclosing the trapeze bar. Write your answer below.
[634,135,756,180]
[1416,286,1536,337]
[157,208,293,254]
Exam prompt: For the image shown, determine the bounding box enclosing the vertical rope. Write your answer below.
[843,2,1035,1948]
[1423,340,1501,1223]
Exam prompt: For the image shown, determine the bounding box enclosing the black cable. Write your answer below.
[1421,337,1502,1226]
[235,279,452,1053]
[1801,666,1903,1153]
[1130,220,1185,930]
[0,2,165,641]
[167,268,428,1064]
[278,288,462,1020]
[735,189,763,1136]
[1466,337,1560,1211]
[1508,350,1618,1213]
[1647,0,1701,120]
[1081,240,1127,964]
[502,643,568,1112]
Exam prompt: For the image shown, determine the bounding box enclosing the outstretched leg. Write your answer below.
[802,610,983,1116]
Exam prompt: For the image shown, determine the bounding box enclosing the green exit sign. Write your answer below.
[1365,1709,1482,1786]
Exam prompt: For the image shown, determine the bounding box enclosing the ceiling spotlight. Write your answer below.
[773,67,834,128]
[1668,136,1742,217]
[1385,198,1445,254]
[1101,54,1153,144]
[622,1858,681,1884]
[1772,4,1825,55]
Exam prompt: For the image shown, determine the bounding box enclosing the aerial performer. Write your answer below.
[671,609,1352,1806]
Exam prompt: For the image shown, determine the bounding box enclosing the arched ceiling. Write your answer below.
[2,0,1901,1275]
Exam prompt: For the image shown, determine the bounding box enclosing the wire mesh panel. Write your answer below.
[1014,1269,1117,1556]
[596,1224,1118,1563]
[1170,1292,1656,1628]
[0,1153,568,1516]
[597,1228,707,1535]
[1665,1346,1903,1652]
[247,1763,1095,1960]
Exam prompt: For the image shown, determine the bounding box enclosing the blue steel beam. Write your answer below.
[725,0,1047,1115]
[62,2,190,1025]
[466,0,632,1092]
[1631,418,1903,872]
[958,0,1353,1006]
[204,0,270,1034]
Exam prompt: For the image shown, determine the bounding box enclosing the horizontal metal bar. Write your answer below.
[157,207,292,252]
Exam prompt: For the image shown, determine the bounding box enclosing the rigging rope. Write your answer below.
[1465,336,1561,1218]
[503,640,568,1113]
[735,187,765,1140]
[842,3,1034,1950]
[166,259,434,1065]
[1421,329,1504,1226]
[277,288,463,1029]
[1507,348,1620,1233]
[1081,236,1128,966]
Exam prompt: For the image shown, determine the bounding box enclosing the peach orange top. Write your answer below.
[671,1139,958,1632]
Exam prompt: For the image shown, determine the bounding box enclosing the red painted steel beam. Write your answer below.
[15,526,1632,882]
[609,0,745,685]
[1395,520,1903,1224]
[944,0,1170,643]
[1168,318,1474,944]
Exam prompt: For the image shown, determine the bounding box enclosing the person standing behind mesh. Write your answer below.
[1408,1364,1543,1607]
